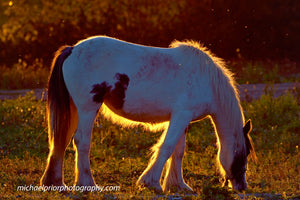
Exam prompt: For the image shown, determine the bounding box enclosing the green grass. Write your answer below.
[0,60,299,90]
[0,91,299,199]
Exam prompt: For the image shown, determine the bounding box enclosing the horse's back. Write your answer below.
[62,36,213,122]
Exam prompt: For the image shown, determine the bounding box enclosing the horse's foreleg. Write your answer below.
[73,110,97,187]
[136,111,192,192]
[162,130,193,192]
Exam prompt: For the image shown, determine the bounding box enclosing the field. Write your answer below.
[1,1,299,199]
[0,86,299,199]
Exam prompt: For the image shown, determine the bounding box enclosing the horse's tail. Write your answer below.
[47,45,73,150]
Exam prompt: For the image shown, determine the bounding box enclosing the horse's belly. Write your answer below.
[103,83,175,123]
[104,96,172,123]
[103,104,171,123]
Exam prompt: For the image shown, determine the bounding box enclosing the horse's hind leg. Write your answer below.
[73,108,98,186]
[162,130,193,192]
[136,111,193,192]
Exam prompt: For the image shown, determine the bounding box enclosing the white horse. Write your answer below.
[41,36,256,192]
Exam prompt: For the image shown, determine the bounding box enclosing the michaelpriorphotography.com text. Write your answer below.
[17,184,121,193]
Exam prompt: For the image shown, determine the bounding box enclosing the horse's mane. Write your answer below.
[170,40,245,136]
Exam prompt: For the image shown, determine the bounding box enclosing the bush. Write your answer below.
[0,59,49,89]
[243,90,299,153]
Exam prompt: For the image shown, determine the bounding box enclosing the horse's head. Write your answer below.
[224,119,256,191]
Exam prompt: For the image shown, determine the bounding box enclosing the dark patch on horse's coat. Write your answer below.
[148,54,179,70]
[134,54,180,80]
[90,73,130,109]
[108,73,130,109]
[115,73,130,86]
[91,82,112,103]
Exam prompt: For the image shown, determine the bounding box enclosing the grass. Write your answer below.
[0,60,298,90]
[0,90,299,199]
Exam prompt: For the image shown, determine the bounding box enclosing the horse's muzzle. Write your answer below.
[224,177,247,191]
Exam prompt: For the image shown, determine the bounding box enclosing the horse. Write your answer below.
[40,36,256,192]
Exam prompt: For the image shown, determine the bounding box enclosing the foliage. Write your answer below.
[228,60,299,84]
[0,59,49,89]
[0,0,298,69]
[0,91,299,199]
[0,1,298,90]
[0,0,185,67]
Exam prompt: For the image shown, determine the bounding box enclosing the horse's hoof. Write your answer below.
[180,183,193,193]
[163,182,194,193]
[137,181,163,193]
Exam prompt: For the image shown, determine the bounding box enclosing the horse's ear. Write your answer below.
[243,119,252,135]
[243,119,257,161]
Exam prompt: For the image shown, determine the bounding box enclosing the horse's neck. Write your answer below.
[211,101,244,144]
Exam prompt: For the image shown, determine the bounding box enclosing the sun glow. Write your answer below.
[99,103,169,133]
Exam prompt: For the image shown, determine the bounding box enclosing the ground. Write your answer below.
[0,84,299,199]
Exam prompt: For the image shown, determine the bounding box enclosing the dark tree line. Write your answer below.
[0,0,298,68]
